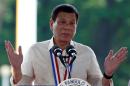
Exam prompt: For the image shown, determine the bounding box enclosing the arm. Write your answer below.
[102,77,113,86]
[102,47,128,86]
[5,41,23,84]
[11,67,22,84]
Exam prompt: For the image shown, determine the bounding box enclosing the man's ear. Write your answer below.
[50,18,53,31]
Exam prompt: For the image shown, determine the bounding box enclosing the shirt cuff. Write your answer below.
[10,76,17,86]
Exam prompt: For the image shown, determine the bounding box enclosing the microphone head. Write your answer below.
[51,45,66,67]
[66,45,77,57]
[51,45,62,57]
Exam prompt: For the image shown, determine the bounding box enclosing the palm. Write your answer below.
[104,47,128,75]
[5,41,23,69]
[9,51,23,69]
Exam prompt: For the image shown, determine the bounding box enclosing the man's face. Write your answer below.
[50,12,77,43]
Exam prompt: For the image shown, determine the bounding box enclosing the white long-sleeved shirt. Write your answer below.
[12,38,113,86]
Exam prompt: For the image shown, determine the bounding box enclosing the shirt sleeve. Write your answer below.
[16,75,33,85]
[21,46,35,77]
[10,75,33,86]
[87,47,114,86]
[10,76,15,86]
[87,48,103,86]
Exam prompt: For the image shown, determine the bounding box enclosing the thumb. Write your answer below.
[106,50,113,60]
[18,46,23,55]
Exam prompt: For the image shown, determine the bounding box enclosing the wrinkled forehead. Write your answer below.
[56,12,77,21]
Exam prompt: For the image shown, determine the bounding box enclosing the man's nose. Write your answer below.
[64,23,72,29]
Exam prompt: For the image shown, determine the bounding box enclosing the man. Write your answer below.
[5,4,128,86]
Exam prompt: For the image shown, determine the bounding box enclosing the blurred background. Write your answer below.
[0,0,130,86]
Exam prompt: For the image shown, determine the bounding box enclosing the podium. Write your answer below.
[58,78,91,86]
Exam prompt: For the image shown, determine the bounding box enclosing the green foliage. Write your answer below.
[0,0,16,65]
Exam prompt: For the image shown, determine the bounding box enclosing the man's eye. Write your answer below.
[70,22,75,25]
[60,21,66,24]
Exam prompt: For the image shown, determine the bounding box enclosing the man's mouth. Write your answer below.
[61,33,70,37]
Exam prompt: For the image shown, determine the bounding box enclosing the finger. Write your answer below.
[18,46,23,56]
[114,47,127,57]
[117,50,128,62]
[5,40,8,52]
[113,47,128,64]
[5,41,15,59]
[114,47,128,59]
[8,41,15,52]
[5,41,13,54]
[5,40,10,51]
[5,40,11,56]
[106,50,113,60]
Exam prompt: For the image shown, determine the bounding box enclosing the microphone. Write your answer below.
[52,45,62,57]
[51,45,66,67]
[66,45,77,65]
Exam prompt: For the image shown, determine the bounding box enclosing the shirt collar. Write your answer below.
[48,37,74,50]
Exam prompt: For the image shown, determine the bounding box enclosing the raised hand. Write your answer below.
[5,40,23,69]
[104,47,128,76]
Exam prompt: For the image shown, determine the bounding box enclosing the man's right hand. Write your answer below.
[5,40,23,84]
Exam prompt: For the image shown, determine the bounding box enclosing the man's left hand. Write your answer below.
[104,47,128,76]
